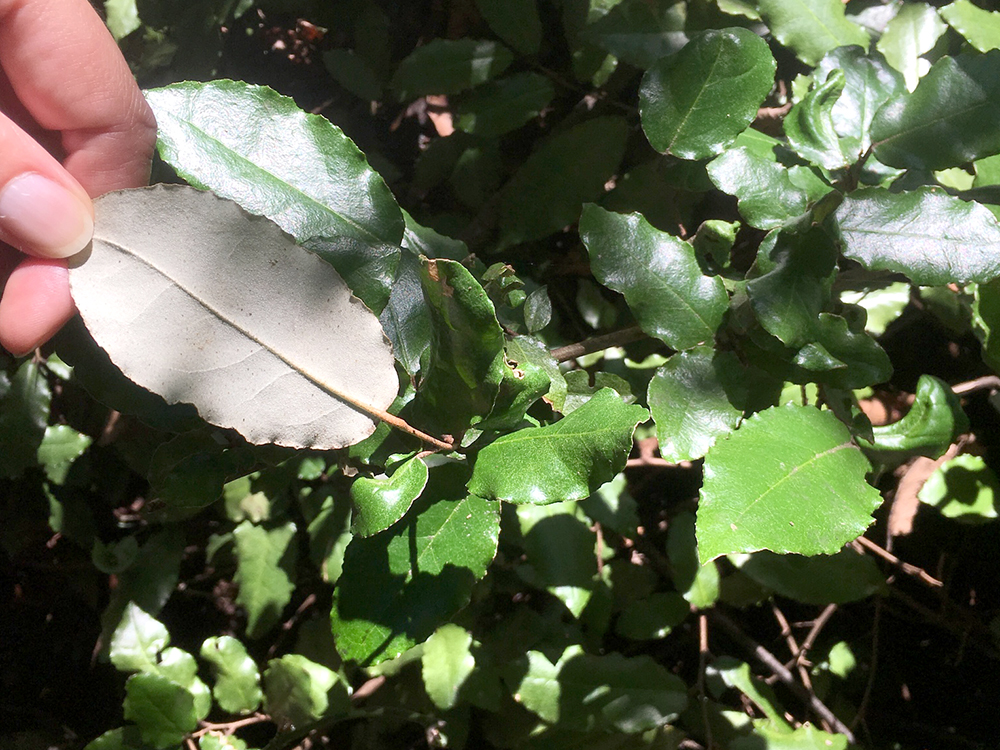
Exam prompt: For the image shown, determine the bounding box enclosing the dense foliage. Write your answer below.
[5,1,1000,749]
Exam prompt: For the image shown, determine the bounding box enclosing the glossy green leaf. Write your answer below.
[666,512,720,609]
[105,0,140,40]
[746,227,838,347]
[332,465,500,665]
[639,28,775,159]
[474,0,542,55]
[582,0,688,68]
[876,2,947,91]
[919,453,1000,523]
[200,636,262,714]
[123,672,197,749]
[302,485,352,584]
[350,455,428,537]
[110,603,170,673]
[0,360,51,478]
[758,0,869,66]
[647,347,744,463]
[199,735,248,750]
[940,0,1000,53]
[263,654,349,729]
[860,375,967,459]
[835,187,1000,285]
[391,39,514,98]
[615,593,689,640]
[456,73,554,137]
[468,389,648,505]
[733,548,885,604]
[233,521,297,639]
[562,370,633,416]
[974,278,1000,373]
[410,258,506,435]
[304,235,399,314]
[783,70,848,170]
[580,473,639,537]
[872,51,1000,171]
[710,658,787,727]
[380,252,431,376]
[37,424,91,485]
[155,648,211,721]
[580,205,729,349]
[498,117,628,247]
[146,81,403,246]
[794,313,892,390]
[698,406,882,562]
[478,359,551,432]
[734,722,849,750]
[82,726,146,750]
[422,624,476,710]
[506,335,567,413]
[323,49,383,101]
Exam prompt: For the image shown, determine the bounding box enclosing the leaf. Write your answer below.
[666,512,719,608]
[876,2,947,92]
[733,548,886,604]
[303,236,400,314]
[706,146,831,230]
[859,375,968,459]
[474,0,542,55]
[498,116,628,248]
[263,654,349,729]
[350,454,429,538]
[37,425,92,485]
[200,636,262,714]
[455,73,555,137]
[391,39,514,98]
[123,672,197,749]
[302,486,353,584]
[795,313,892,390]
[647,347,744,463]
[422,624,477,710]
[332,464,500,665]
[579,205,729,350]
[468,389,648,505]
[110,602,170,673]
[757,0,869,66]
[410,258,506,435]
[698,406,882,562]
[581,0,689,68]
[940,1,1000,53]
[639,28,775,160]
[580,473,640,537]
[919,453,1000,523]
[146,81,403,246]
[783,70,848,170]
[615,593,690,640]
[834,186,1000,285]
[506,335,567,413]
[156,648,211,721]
[71,186,398,450]
[872,51,1000,171]
[0,359,51,478]
[233,521,297,639]
[380,252,432,376]
[323,49,383,101]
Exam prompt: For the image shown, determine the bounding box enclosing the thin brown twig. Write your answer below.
[193,713,271,737]
[709,610,855,743]
[625,456,675,468]
[853,536,943,588]
[550,325,651,362]
[352,675,386,703]
[951,374,1000,395]
[698,614,714,750]
[794,603,838,668]
[770,603,814,696]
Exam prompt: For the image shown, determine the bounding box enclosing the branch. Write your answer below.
[853,536,943,588]
[550,325,651,363]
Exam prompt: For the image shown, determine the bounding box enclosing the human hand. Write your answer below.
[0,0,156,356]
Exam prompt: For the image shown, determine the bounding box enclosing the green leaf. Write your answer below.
[666,511,720,609]
[380,252,432,376]
[876,2,947,92]
[200,636,262,714]
[581,0,689,68]
[919,453,1000,523]
[123,672,197,749]
[233,521,297,639]
[615,592,689,640]
[303,235,400,314]
[562,370,633,415]
[263,654,349,729]
[974,277,1000,373]
[834,187,1000,285]
[104,0,140,40]
[580,473,639,537]
[110,602,170,673]
[468,389,648,504]
[199,735,248,750]
[478,359,551,432]
[733,721,849,750]
[859,375,968,459]
[940,0,1000,53]
[872,51,1000,171]
[332,465,500,665]
[146,82,402,246]
[579,205,729,350]
[391,39,514,98]
[323,48,382,101]
[647,347,744,463]
[639,28,775,160]
[0,360,51,478]
[794,312,892,390]
[456,72,555,137]
[498,117,628,247]
[783,70,848,170]
[706,146,830,230]
[410,258,506,436]
[156,648,211,721]
[37,424,91,485]
[83,726,147,750]
[474,0,542,55]
[698,406,882,562]
[303,485,353,584]
[733,548,886,604]
[351,455,429,538]
[422,624,477,710]
[757,0,869,66]
[506,335,567,413]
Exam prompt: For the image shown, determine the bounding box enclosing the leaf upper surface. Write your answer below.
[758,0,869,66]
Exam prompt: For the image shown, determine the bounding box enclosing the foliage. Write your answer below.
[5,1,1000,749]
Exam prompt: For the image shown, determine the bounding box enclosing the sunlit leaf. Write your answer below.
[200,636,262,714]
[233,521,297,638]
[263,654,349,728]
[123,672,197,748]
[351,454,428,537]
[732,548,886,604]
[876,2,947,91]
[859,375,968,459]
[391,39,514,98]
[422,624,477,710]
[940,0,1000,53]
[919,453,1000,523]
[758,0,869,66]
[110,603,170,673]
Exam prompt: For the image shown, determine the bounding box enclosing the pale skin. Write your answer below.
[0,0,156,355]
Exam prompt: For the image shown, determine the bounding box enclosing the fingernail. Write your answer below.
[0,173,93,259]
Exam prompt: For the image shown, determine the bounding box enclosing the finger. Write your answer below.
[0,0,157,195]
[0,256,73,356]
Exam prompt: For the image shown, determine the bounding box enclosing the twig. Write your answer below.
[853,536,943,588]
[951,374,1000,395]
[550,325,650,363]
[698,614,714,750]
[770,603,814,696]
[626,456,675,468]
[352,676,386,703]
[793,604,838,668]
[709,610,856,743]
[193,713,271,737]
